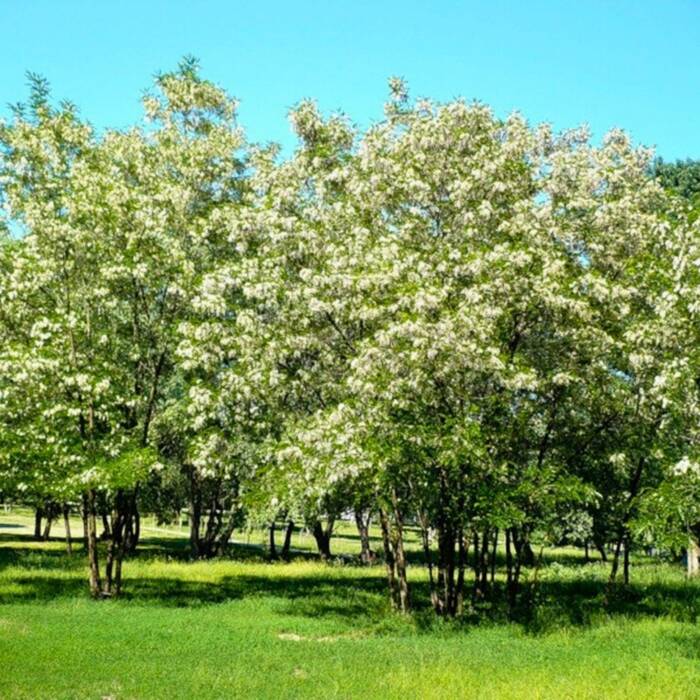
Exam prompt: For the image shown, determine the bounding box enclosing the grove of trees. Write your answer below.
[2,59,700,615]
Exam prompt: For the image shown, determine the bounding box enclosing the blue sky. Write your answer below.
[1,1,698,160]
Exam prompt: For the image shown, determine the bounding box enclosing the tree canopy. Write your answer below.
[1,62,699,614]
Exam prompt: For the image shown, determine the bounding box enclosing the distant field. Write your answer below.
[2,510,700,699]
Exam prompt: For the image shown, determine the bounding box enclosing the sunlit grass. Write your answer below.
[2,512,700,699]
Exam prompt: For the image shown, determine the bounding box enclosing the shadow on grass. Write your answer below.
[2,533,699,634]
[0,567,394,625]
[4,564,700,633]
[0,537,86,572]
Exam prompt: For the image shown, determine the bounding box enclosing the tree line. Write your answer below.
[1,58,700,615]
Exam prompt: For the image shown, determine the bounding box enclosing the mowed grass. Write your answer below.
[2,512,700,699]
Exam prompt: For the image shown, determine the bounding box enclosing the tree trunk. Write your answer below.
[34,507,43,540]
[281,520,294,560]
[595,540,608,562]
[122,491,140,554]
[480,529,490,593]
[623,536,631,585]
[201,496,221,558]
[390,491,410,613]
[379,507,399,609]
[213,508,238,557]
[490,528,499,584]
[63,504,72,555]
[355,510,374,564]
[506,527,523,613]
[472,530,482,603]
[100,511,111,541]
[103,513,122,596]
[609,456,646,589]
[608,535,624,586]
[186,471,237,559]
[437,524,456,613]
[86,489,101,598]
[311,519,333,560]
[188,470,202,558]
[455,529,467,616]
[519,537,535,567]
[395,533,410,613]
[687,537,700,577]
[42,515,53,541]
[505,527,512,593]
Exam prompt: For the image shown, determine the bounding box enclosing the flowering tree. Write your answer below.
[0,59,247,595]
[250,81,685,613]
[1,64,698,617]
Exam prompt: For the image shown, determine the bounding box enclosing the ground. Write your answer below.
[1,509,700,699]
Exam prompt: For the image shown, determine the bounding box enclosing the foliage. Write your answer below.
[1,61,700,613]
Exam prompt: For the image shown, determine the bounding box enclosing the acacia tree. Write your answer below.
[0,59,248,596]
[264,82,683,614]
[178,96,374,562]
[2,63,698,619]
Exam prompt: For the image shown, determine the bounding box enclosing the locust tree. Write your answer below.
[268,82,683,613]
[0,59,248,596]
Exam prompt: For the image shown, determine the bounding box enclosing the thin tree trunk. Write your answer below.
[281,520,294,560]
[480,529,490,592]
[63,504,72,555]
[379,507,399,609]
[34,507,43,540]
[201,496,221,558]
[86,489,101,598]
[390,492,410,613]
[438,525,456,613]
[609,456,646,588]
[506,527,522,612]
[355,510,373,564]
[520,536,535,567]
[608,536,624,585]
[113,540,125,596]
[42,515,53,541]
[214,507,238,557]
[123,490,140,554]
[100,512,111,541]
[490,528,499,584]
[687,536,700,577]
[134,507,140,549]
[472,530,482,602]
[188,469,202,558]
[103,492,125,597]
[455,529,467,615]
[595,540,608,562]
[505,527,512,592]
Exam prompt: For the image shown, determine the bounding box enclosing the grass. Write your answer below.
[2,511,700,699]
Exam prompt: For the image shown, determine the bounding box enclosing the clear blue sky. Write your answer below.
[1,0,698,160]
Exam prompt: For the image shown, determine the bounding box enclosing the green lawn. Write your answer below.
[2,511,700,699]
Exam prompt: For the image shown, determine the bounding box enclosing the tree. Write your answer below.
[263,82,682,614]
[0,59,248,596]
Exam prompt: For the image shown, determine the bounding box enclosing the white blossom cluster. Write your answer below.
[1,68,699,546]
